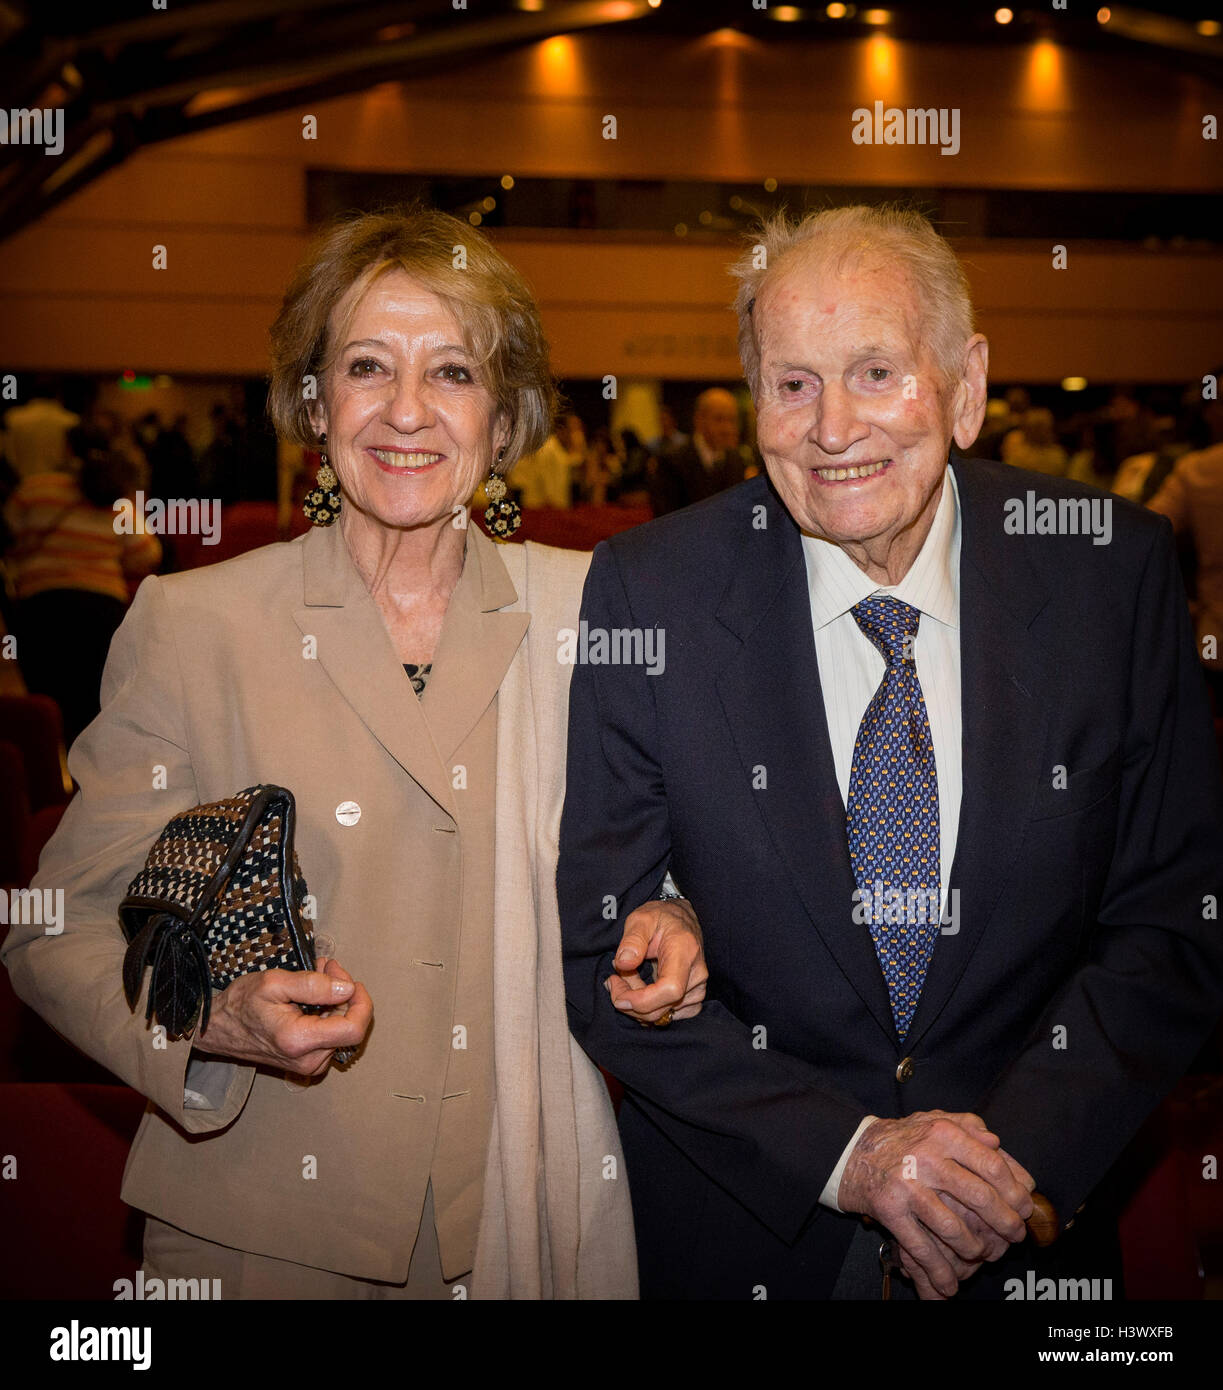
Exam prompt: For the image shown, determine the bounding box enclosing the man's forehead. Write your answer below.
[756,257,924,349]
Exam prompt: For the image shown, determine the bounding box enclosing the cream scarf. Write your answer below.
[472,540,638,1299]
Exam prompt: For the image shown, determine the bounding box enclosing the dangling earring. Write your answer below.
[483,447,521,541]
[302,432,342,526]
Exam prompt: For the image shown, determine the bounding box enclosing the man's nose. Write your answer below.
[813,381,869,456]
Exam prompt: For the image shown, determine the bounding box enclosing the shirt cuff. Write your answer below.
[819,1115,879,1212]
[182,1054,235,1111]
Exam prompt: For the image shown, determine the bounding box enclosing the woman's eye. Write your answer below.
[440,362,473,383]
[865,367,891,383]
[349,357,382,377]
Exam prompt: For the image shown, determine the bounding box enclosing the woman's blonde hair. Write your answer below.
[268,205,556,471]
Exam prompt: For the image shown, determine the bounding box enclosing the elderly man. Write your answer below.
[558,206,1223,1300]
[649,386,754,515]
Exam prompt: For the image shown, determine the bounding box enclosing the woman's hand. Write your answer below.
[194,956,373,1075]
[605,898,709,1025]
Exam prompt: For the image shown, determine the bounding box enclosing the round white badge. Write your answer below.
[335,801,361,826]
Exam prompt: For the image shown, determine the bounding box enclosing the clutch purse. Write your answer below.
[119,784,353,1061]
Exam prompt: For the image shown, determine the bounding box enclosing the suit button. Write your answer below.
[895,1056,915,1082]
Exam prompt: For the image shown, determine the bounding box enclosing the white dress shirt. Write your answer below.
[800,467,964,1210]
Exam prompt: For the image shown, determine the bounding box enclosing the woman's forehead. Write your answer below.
[330,267,466,344]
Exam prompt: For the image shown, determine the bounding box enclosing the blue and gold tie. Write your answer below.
[845,597,940,1039]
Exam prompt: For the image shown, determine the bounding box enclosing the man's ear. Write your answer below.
[951,334,990,452]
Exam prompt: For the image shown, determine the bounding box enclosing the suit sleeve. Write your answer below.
[558,541,866,1243]
[1,575,256,1132]
[980,519,1223,1220]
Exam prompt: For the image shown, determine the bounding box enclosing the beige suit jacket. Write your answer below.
[2,519,635,1297]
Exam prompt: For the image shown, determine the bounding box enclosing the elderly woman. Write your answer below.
[2,207,706,1299]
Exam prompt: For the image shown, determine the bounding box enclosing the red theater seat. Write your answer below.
[0,1083,146,1299]
[0,695,69,811]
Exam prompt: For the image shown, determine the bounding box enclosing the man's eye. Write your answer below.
[782,379,806,393]
[349,357,382,377]
[440,362,472,383]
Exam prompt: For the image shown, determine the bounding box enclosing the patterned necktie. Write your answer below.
[845,597,940,1039]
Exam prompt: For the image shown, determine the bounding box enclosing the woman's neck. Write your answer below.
[341,508,466,605]
[339,508,468,665]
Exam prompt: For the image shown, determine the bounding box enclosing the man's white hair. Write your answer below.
[729,205,975,398]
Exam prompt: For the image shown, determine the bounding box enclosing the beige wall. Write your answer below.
[0,32,1217,383]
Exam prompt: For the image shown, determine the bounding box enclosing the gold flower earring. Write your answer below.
[302,432,342,527]
[483,446,522,541]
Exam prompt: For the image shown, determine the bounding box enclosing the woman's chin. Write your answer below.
[346,494,468,534]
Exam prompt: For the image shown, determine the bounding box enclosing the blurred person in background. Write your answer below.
[648,404,686,459]
[648,387,754,515]
[1147,370,1223,714]
[512,411,585,509]
[580,426,620,506]
[1001,407,1067,476]
[1,374,79,481]
[3,425,160,743]
[614,426,651,507]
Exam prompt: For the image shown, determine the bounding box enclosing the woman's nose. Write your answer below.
[383,374,434,433]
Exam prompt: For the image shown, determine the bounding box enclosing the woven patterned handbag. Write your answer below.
[119,785,351,1059]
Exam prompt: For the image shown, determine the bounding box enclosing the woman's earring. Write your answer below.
[483,446,521,541]
[302,432,342,527]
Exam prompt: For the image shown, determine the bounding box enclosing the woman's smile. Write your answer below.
[365,446,446,475]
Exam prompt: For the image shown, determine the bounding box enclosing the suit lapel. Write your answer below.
[904,460,1054,1047]
[715,485,897,1043]
[291,521,526,821]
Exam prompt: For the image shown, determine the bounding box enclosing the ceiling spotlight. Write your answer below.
[774,6,802,19]
[501,175,514,190]
[1061,377,1088,392]
[827,3,847,16]
[1096,7,1111,22]
[863,8,890,23]
[1197,20,1220,36]
[995,7,1013,22]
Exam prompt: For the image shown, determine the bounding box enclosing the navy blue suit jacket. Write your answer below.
[557,458,1223,1299]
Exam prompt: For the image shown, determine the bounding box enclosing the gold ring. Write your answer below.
[654,1007,675,1027]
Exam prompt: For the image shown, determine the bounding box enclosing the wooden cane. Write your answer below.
[1026,1191,1060,1247]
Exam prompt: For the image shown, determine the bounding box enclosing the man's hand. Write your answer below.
[838,1110,1036,1299]
[195,956,373,1076]
[605,898,709,1025]
[894,1187,1021,1300]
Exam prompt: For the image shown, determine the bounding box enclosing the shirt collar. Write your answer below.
[801,464,961,633]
